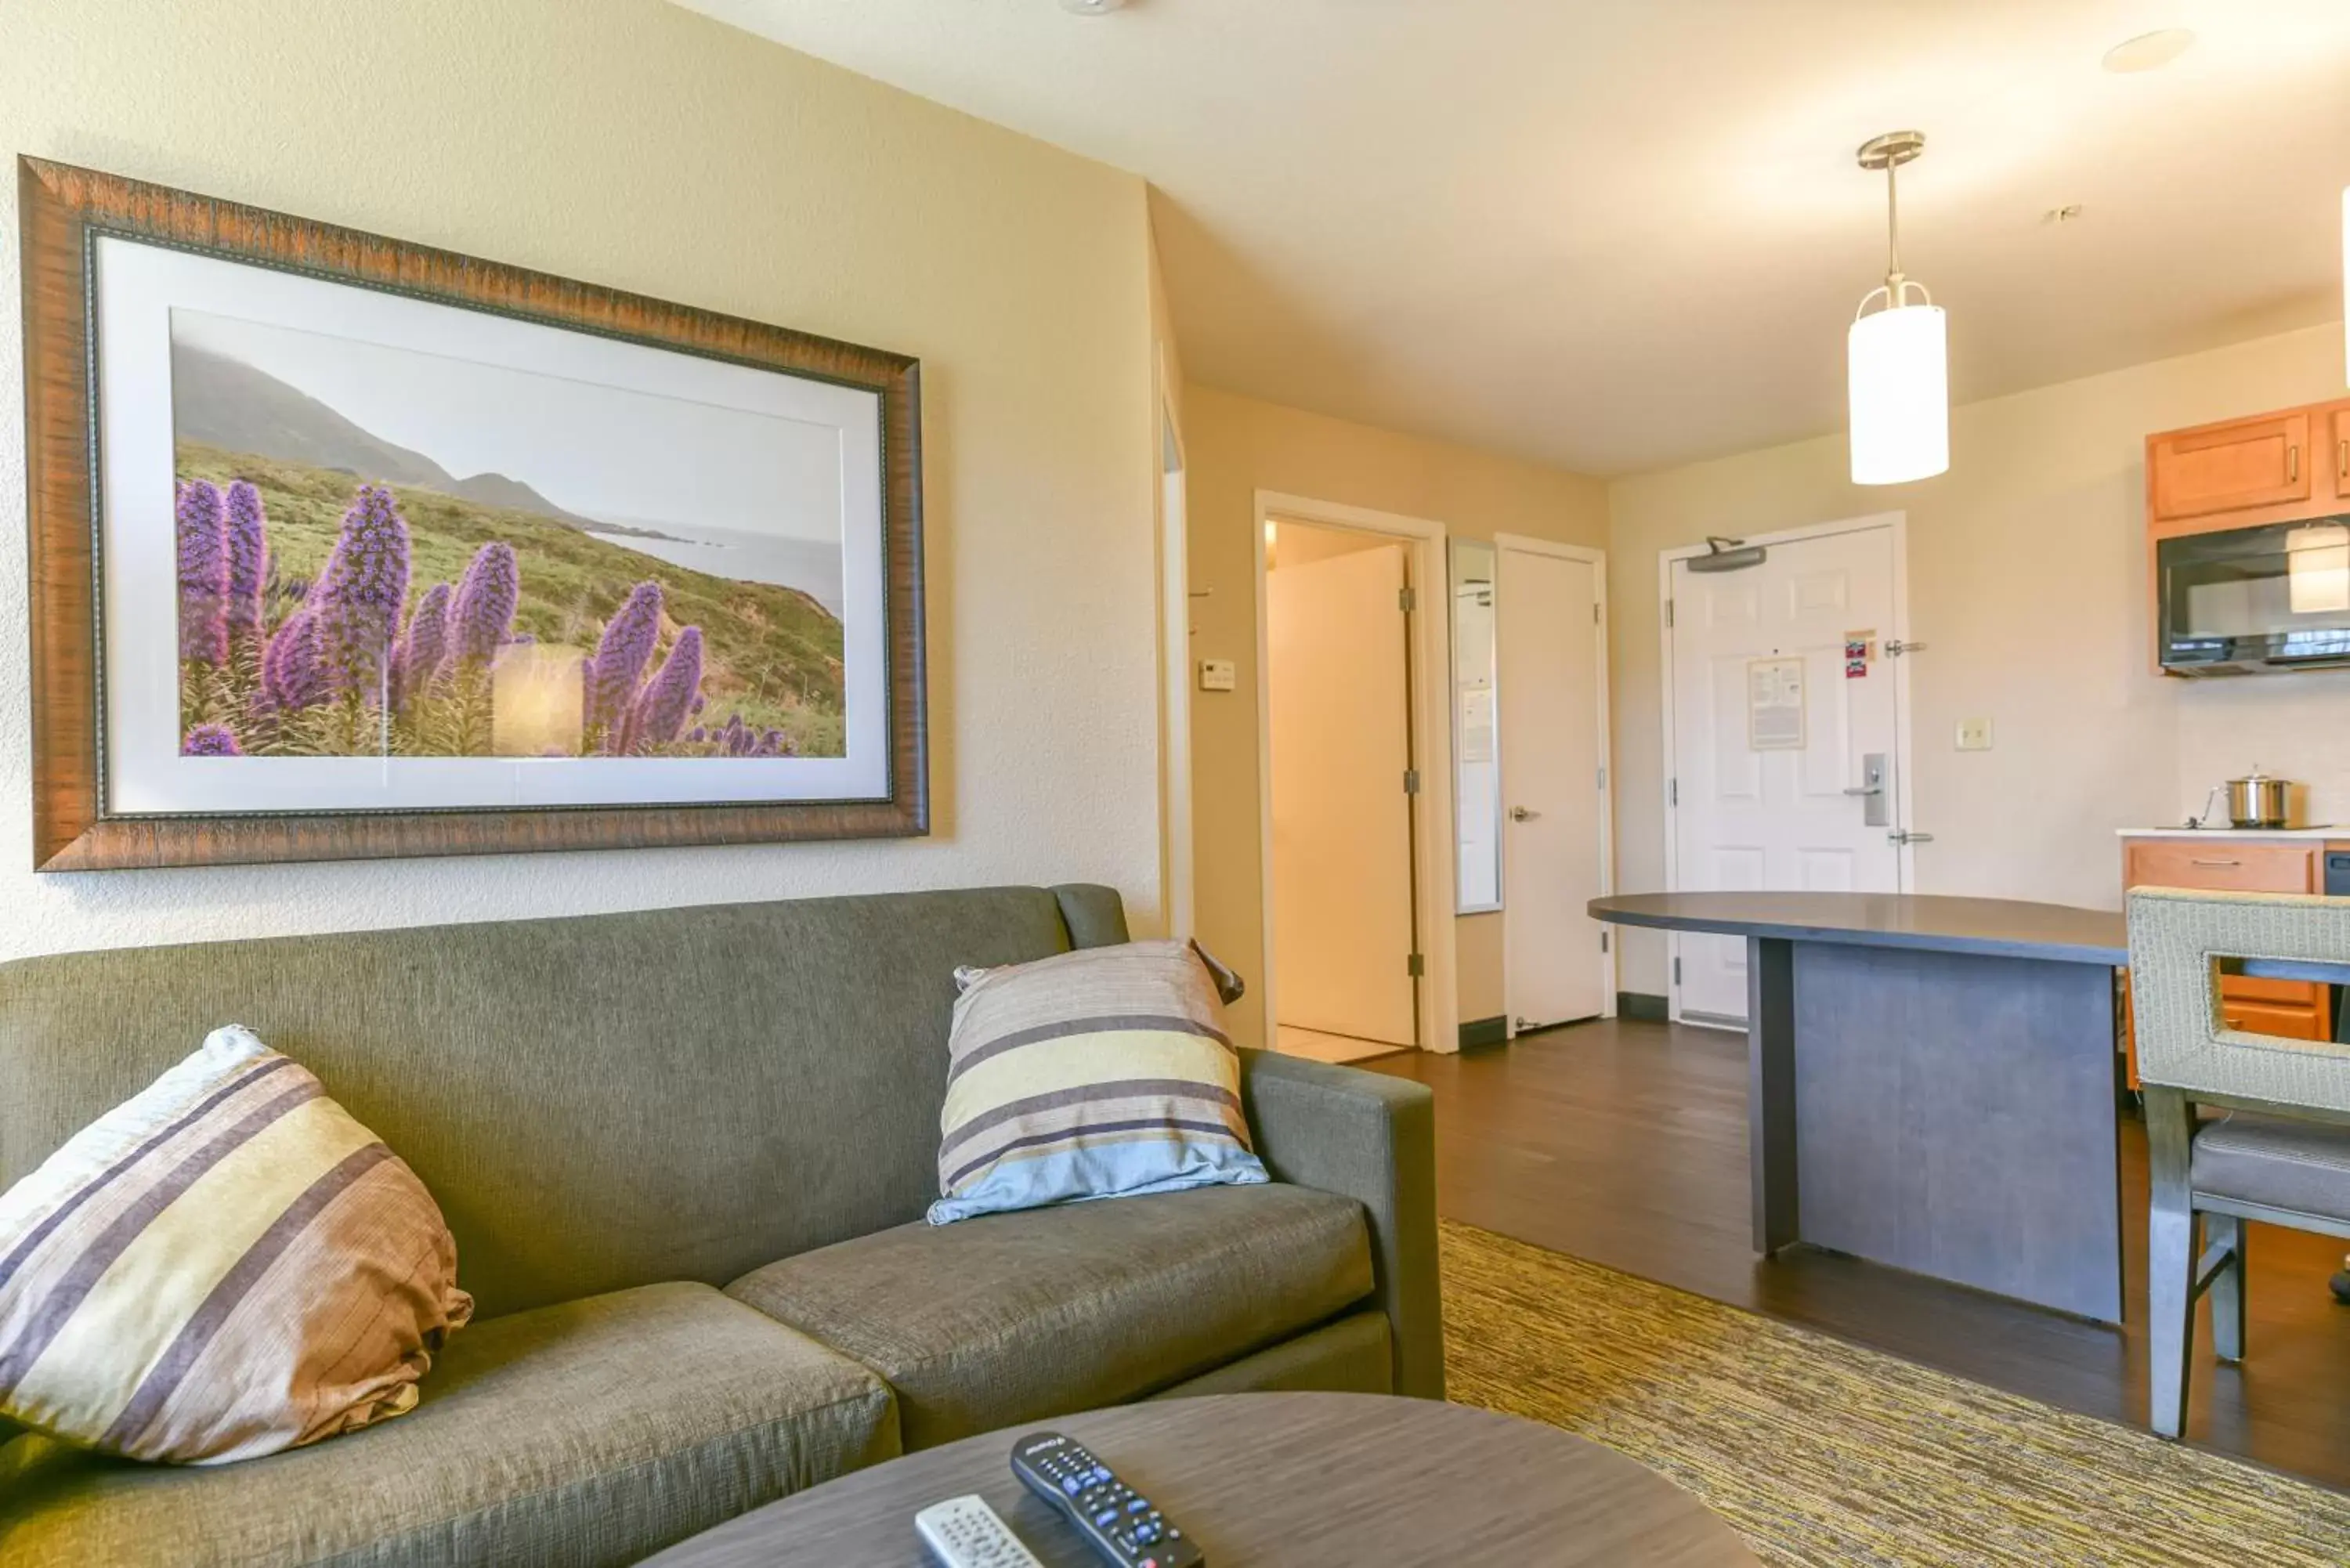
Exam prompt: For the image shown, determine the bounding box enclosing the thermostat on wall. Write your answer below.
[1198,659,1237,692]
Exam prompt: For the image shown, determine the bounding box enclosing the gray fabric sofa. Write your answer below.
[0,885,1440,1566]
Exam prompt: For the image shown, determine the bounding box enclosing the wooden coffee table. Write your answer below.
[642,1392,1760,1566]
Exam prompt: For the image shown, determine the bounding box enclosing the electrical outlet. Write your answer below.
[1955,717,1993,751]
[1198,658,1237,692]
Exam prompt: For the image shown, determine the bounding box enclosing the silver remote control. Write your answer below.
[914,1494,1045,1568]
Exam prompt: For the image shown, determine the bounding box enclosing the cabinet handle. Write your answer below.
[2288,444,2300,483]
[2339,439,2348,482]
[2189,858,2241,867]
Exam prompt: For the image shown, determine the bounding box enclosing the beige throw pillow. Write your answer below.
[0,1026,472,1464]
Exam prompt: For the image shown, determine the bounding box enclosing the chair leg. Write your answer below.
[2207,1212,2247,1363]
[2144,1086,2197,1440]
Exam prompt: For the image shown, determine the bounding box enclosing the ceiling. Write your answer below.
[678,0,2350,477]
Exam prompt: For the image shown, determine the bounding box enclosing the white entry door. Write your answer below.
[1668,521,1906,1027]
[1268,539,1418,1046]
[1499,542,1610,1030]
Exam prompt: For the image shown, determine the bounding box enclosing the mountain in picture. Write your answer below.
[169,340,659,537]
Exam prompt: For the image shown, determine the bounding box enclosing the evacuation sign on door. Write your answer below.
[1746,656,1806,751]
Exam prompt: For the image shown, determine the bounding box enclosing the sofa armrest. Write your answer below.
[1050,884,1131,950]
[1236,1049,1442,1399]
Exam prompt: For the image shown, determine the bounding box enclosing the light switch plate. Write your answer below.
[1956,717,1993,751]
[1198,658,1238,692]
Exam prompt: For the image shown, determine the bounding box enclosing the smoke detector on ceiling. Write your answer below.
[1061,0,1128,13]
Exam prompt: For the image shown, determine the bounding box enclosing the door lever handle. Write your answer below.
[1509,806,1541,822]
[1842,786,1882,797]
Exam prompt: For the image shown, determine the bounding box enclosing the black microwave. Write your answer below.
[2157,516,2350,674]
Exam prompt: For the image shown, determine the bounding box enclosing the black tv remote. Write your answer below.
[1009,1430,1204,1568]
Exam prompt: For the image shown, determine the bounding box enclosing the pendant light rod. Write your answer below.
[1858,131,1927,302]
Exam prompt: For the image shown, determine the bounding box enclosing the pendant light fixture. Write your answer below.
[1848,131,1949,485]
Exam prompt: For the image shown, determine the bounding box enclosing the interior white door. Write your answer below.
[1499,546,1607,1030]
[1668,524,1904,1027]
[1268,540,1417,1046]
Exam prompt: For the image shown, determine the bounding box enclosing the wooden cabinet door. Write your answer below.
[2222,996,2330,1041]
[2149,411,2313,522]
[2331,403,2350,504]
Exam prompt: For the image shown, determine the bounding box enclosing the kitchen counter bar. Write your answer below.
[1591,893,2126,1322]
[2115,826,2340,840]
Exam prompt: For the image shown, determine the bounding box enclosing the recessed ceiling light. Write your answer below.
[2102,28,2195,74]
[1061,0,1127,13]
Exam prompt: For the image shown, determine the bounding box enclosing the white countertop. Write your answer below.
[2117,826,2341,840]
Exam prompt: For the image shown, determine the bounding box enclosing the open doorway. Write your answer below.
[1267,519,1416,1060]
[1253,492,1460,1060]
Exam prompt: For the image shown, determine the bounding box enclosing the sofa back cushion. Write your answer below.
[0,886,1120,1321]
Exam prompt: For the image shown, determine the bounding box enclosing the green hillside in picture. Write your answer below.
[177,441,844,756]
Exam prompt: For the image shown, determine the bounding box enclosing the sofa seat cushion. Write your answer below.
[2193,1111,2350,1225]
[725,1183,1372,1449]
[0,1283,898,1568]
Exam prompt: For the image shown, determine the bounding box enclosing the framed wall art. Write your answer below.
[19,157,925,870]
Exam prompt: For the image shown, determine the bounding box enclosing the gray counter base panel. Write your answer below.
[1753,938,2123,1322]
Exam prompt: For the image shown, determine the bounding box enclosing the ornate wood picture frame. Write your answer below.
[20,157,926,871]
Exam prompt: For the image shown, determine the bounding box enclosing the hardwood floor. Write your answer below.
[1365,1016,2350,1491]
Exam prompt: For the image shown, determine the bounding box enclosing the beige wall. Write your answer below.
[0,0,1162,959]
[1607,321,2348,995]
[1184,385,1611,1046]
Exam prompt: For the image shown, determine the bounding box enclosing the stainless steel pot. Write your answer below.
[2226,768,2291,829]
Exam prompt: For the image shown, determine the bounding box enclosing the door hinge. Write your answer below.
[1403,768,1422,795]
[1398,586,1417,613]
[1597,765,1607,792]
[1885,639,1925,657]
[1665,599,1676,628]
[1668,778,1678,807]
[1673,956,1683,985]
[1406,952,1425,978]
[1600,930,1611,953]
[1593,602,1601,624]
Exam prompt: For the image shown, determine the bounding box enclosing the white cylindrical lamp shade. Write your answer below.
[1848,302,1950,485]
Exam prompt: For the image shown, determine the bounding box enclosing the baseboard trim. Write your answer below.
[1617,992,1668,1023]
[1458,1015,1509,1051]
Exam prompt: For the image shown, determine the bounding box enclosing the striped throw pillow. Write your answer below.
[0,1026,472,1465]
[929,939,1267,1225]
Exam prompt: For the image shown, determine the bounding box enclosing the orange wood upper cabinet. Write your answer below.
[2149,410,2314,523]
[2332,403,2350,503]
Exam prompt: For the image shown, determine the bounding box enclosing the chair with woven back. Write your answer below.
[2127,885,2350,1440]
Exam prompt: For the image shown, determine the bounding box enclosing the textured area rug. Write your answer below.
[1440,1221,2350,1566]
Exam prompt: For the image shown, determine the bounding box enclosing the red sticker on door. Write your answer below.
[1844,630,1875,679]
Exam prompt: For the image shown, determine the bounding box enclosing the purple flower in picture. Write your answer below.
[398,582,454,703]
[222,480,269,636]
[311,486,412,699]
[449,542,519,668]
[584,580,663,739]
[175,479,229,664]
[262,609,327,712]
[180,723,243,757]
[622,627,703,753]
